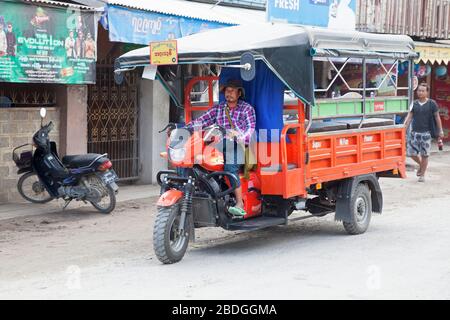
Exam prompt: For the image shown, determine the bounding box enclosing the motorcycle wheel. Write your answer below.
[153,203,190,264]
[17,172,54,204]
[90,184,116,214]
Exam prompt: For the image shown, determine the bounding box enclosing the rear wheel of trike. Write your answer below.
[343,183,372,235]
[153,203,190,264]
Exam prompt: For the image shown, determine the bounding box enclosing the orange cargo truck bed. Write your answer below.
[259,125,406,199]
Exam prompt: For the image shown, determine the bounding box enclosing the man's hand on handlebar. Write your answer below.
[226,129,241,141]
[203,124,225,143]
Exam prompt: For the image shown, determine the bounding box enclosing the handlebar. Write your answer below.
[33,121,54,149]
[160,123,227,143]
[159,123,177,134]
[45,121,54,133]
[205,124,226,134]
[203,124,227,143]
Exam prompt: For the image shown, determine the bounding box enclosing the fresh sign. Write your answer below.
[273,0,300,10]
[266,0,356,30]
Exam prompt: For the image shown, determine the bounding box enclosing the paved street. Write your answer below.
[1,153,450,299]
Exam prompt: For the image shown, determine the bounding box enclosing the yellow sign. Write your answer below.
[150,40,178,65]
[416,45,450,64]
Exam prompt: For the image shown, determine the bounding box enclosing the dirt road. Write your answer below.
[1,154,450,299]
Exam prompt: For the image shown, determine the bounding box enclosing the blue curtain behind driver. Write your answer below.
[219,61,285,142]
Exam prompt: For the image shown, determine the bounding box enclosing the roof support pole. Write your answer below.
[359,58,367,129]
[408,59,414,107]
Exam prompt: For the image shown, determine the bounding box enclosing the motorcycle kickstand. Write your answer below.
[62,199,72,210]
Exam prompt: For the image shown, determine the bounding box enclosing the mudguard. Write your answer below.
[157,189,184,207]
[335,174,383,223]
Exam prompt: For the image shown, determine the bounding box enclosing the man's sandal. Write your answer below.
[228,206,246,217]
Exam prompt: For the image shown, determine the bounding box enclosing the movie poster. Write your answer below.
[0,1,97,84]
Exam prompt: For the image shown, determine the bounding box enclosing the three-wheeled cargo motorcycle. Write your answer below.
[116,23,418,264]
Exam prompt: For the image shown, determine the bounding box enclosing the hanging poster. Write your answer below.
[0,1,98,84]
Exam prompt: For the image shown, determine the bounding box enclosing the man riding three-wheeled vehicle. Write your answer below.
[116,23,417,264]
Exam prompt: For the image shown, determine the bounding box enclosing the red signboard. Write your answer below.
[374,101,385,112]
[432,64,450,141]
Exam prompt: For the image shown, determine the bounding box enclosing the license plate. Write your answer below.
[101,170,118,185]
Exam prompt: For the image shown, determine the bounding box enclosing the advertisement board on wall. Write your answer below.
[266,0,356,30]
[0,1,98,84]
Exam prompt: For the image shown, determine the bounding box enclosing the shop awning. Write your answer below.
[24,0,96,10]
[101,0,265,45]
[105,0,266,25]
[415,41,450,64]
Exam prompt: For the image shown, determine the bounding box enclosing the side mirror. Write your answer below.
[114,71,124,85]
[40,107,47,119]
[114,60,125,85]
[240,52,256,82]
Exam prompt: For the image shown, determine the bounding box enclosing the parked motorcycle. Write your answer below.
[12,108,119,213]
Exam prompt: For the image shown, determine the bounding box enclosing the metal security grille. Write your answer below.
[87,59,140,181]
[0,83,56,107]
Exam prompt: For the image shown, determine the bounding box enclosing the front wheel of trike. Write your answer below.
[153,203,190,264]
[343,183,372,235]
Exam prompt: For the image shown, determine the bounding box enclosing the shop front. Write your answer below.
[414,42,450,142]
[95,0,264,184]
[0,0,98,202]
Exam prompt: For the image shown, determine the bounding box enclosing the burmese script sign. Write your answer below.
[0,1,97,84]
[150,40,178,65]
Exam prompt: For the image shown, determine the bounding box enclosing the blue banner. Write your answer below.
[179,17,225,37]
[107,5,229,45]
[266,0,356,30]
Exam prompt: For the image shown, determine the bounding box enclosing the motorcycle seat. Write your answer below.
[62,154,104,168]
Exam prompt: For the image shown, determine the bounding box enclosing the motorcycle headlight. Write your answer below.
[169,148,186,162]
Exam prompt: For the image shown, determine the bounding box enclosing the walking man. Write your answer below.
[404,83,444,182]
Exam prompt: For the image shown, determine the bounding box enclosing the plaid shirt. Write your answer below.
[187,100,256,145]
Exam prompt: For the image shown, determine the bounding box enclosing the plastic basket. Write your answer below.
[12,144,33,169]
